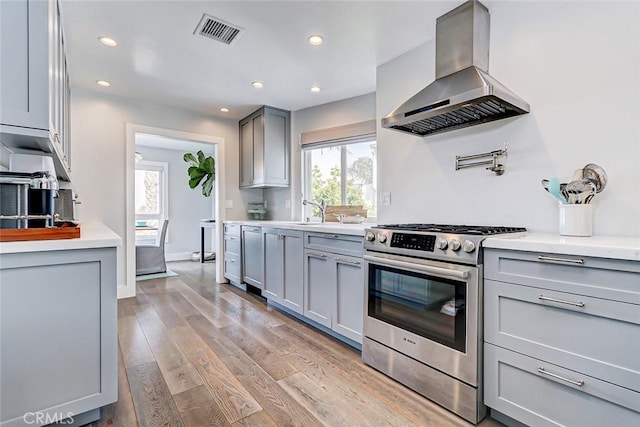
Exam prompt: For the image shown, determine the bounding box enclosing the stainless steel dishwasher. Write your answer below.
[241,225,263,289]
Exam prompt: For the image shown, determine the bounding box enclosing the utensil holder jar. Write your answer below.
[559,204,593,237]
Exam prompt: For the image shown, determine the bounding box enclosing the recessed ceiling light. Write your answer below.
[308,35,324,46]
[251,81,264,89]
[220,107,230,113]
[310,86,321,93]
[98,36,118,47]
[96,80,111,87]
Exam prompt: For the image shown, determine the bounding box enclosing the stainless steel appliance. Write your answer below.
[362,224,526,424]
[381,0,529,137]
[0,171,59,228]
[55,189,80,221]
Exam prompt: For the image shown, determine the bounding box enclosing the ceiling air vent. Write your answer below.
[194,13,244,46]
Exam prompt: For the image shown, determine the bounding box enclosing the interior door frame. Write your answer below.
[124,123,225,298]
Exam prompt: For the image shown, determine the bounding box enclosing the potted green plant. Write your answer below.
[183,150,215,197]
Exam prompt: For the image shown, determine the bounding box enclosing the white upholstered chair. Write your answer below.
[135,219,169,276]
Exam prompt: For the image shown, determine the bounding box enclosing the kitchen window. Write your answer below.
[135,160,168,243]
[301,120,377,220]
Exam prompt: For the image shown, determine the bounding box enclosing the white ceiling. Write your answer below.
[62,0,461,120]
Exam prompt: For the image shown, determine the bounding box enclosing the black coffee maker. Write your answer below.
[0,171,59,228]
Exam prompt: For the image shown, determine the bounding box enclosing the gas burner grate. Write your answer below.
[375,224,526,236]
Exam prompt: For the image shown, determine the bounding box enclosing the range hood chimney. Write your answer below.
[381,0,529,137]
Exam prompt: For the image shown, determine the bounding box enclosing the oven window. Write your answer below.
[368,264,466,352]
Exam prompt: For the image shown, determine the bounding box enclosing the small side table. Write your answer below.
[199,219,216,263]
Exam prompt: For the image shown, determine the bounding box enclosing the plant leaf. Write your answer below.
[183,152,198,167]
[204,156,215,175]
[202,174,214,197]
[197,150,206,166]
[187,166,205,179]
[189,175,205,189]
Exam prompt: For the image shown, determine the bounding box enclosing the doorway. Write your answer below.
[124,124,225,299]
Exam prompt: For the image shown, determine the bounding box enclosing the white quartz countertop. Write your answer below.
[484,233,640,261]
[0,222,122,254]
[223,220,367,236]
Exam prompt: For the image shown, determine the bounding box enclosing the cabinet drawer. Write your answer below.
[224,235,241,255]
[224,223,241,236]
[484,249,640,304]
[224,253,241,282]
[485,280,640,392]
[304,232,363,257]
[484,344,640,427]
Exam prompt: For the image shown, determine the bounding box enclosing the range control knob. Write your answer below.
[365,231,376,242]
[462,240,476,253]
[436,238,448,250]
[377,233,388,243]
[449,239,461,251]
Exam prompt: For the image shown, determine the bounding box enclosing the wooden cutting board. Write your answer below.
[325,205,367,222]
[0,226,80,242]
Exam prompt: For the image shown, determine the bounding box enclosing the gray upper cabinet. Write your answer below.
[239,106,290,188]
[0,0,71,180]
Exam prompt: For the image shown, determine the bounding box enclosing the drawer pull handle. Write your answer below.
[334,257,361,266]
[228,259,236,263]
[307,252,327,259]
[324,234,339,239]
[537,367,584,387]
[538,295,585,308]
[537,255,584,265]
[228,236,237,240]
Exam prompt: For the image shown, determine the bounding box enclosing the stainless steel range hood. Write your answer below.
[381,0,529,137]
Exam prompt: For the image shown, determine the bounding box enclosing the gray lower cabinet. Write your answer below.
[304,250,333,328]
[223,223,242,286]
[0,247,117,427]
[483,248,640,427]
[263,227,303,314]
[303,232,364,344]
[241,225,263,289]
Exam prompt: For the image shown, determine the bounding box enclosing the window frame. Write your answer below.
[302,139,377,222]
[135,160,169,244]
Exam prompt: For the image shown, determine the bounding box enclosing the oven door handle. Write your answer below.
[363,255,470,280]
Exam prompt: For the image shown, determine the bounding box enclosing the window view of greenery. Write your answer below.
[306,140,376,218]
[135,168,161,239]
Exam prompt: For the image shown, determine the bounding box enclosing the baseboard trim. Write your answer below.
[166,252,196,262]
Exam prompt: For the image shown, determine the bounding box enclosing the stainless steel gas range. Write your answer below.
[362,224,526,424]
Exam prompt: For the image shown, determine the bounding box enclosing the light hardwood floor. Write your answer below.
[91,261,504,427]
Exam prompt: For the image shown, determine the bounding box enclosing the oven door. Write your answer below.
[364,251,481,386]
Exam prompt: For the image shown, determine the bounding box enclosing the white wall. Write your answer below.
[376,1,640,236]
[71,88,263,291]
[264,92,377,220]
[135,144,214,260]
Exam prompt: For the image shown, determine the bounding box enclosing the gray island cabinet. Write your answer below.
[482,237,640,427]
[0,224,120,427]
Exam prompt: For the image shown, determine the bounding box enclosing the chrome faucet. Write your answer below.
[302,199,327,223]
